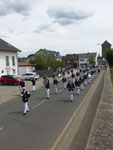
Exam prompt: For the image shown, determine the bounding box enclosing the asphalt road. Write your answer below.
[0,71,105,150]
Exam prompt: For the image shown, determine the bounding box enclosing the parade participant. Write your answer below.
[80,76,84,90]
[88,73,91,84]
[71,72,75,83]
[44,78,50,99]
[67,79,75,102]
[20,78,25,90]
[76,71,80,77]
[31,77,36,92]
[75,77,80,95]
[53,77,58,94]
[21,87,31,115]
[62,75,67,89]
[58,73,61,80]
[84,72,88,86]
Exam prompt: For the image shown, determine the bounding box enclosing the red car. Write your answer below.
[0,75,22,86]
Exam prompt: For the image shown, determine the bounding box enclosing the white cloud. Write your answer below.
[47,7,93,25]
[0,0,113,57]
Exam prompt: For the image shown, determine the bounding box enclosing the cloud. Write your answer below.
[0,0,35,16]
[33,24,54,33]
[47,7,93,25]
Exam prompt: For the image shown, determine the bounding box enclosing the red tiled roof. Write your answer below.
[19,62,33,66]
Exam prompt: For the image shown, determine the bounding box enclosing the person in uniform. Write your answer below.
[75,77,80,95]
[71,72,75,83]
[80,76,84,90]
[67,79,75,102]
[53,77,58,94]
[44,78,50,99]
[20,79,25,90]
[62,75,67,89]
[84,72,88,86]
[31,77,36,92]
[21,87,30,115]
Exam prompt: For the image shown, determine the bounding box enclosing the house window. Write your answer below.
[13,69,15,74]
[6,56,9,66]
[80,59,84,61]
[12,56,15,66]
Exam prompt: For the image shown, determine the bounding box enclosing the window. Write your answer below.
[6,56,9,66]
[13,69,15,74]
[12,56,15,66]
[80,59,84,61]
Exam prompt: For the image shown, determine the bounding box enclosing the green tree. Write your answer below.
[88,56,95,66]
[30,49,65,70]
[106,48,113,67]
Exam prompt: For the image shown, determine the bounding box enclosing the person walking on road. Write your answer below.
[21,87,31,115]
[62,75,67,89]
[53,77,58,94]
[44,78,50,99]
[31,77,36,92]
[67,79,75,102]
[20,79,25,90]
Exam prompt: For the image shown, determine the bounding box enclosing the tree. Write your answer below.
[30,49,65,70]
[88,56,95,66]
[106,48,113,67]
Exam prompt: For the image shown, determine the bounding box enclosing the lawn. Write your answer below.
[110,67,113,85]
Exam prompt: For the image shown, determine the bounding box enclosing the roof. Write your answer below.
[19,62,33,67]
[102,40,112,46]
[64,54,79,60]
[79,53,97,59]
[79,53,89,58]
[0,38,21,52]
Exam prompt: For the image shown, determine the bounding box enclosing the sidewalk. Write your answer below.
[85,67,113,150]
[0,69,77,104]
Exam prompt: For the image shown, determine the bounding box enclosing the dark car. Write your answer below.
[0,75,22,85]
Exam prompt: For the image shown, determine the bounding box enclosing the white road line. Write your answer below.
[32,99,47,110]
[0,127,4,131]
[32,88,64,110]
[58,89,64,93]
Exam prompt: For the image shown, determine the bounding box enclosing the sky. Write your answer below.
[0,0,113,57]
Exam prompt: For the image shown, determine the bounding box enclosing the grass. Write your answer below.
[110,67,113,85]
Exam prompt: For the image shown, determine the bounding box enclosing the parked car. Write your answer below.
[21,72,39,80]
[0,75,23,85]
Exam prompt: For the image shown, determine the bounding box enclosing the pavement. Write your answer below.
[85,67,113,150]
[0,69,101,150]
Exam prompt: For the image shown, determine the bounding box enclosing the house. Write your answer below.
[102,40,112,58]
[62,54,79,68]
[18,62,35,75]
[79,53,97,68]
[0,38,21,76]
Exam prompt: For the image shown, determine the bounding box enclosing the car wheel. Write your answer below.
[0,81,4,85]
[13,81,18,86]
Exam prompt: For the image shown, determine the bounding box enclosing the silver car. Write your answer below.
[21,73,39,80]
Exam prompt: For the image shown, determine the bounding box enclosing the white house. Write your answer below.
[0,38,21,76]
[79,53,97,68]
[18,62,34,75]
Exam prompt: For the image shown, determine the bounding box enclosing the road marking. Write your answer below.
[0,127,4,131]
[58,89,64,93]
[32,99,47,109]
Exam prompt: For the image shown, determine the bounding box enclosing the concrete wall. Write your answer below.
[0,51,18,76]
[85,67,113,150]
